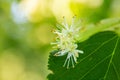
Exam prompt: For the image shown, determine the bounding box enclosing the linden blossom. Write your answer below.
[51,16,84,69]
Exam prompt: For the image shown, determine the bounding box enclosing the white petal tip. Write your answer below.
[78,50,84,54]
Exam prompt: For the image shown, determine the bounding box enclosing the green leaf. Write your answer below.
[48,31,120,80]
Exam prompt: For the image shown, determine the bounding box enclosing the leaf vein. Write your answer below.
[103,37,119,80]
[79,54,112,80]
[77,36,117,64]
[112,62,120,80]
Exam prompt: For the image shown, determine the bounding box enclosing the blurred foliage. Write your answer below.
[0,0,120,80]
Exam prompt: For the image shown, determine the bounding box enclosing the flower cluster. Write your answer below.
[51,16,84,68]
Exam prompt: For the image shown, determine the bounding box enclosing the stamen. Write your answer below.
[63,57,68,67]
[62,16,69,29]
[71,16,76,27]
[71,56,75,68]
[67,58,70,69]
[78,50,84,54]
[73,54,77,63]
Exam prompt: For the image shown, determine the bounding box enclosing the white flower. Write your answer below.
[51,16,84,68]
